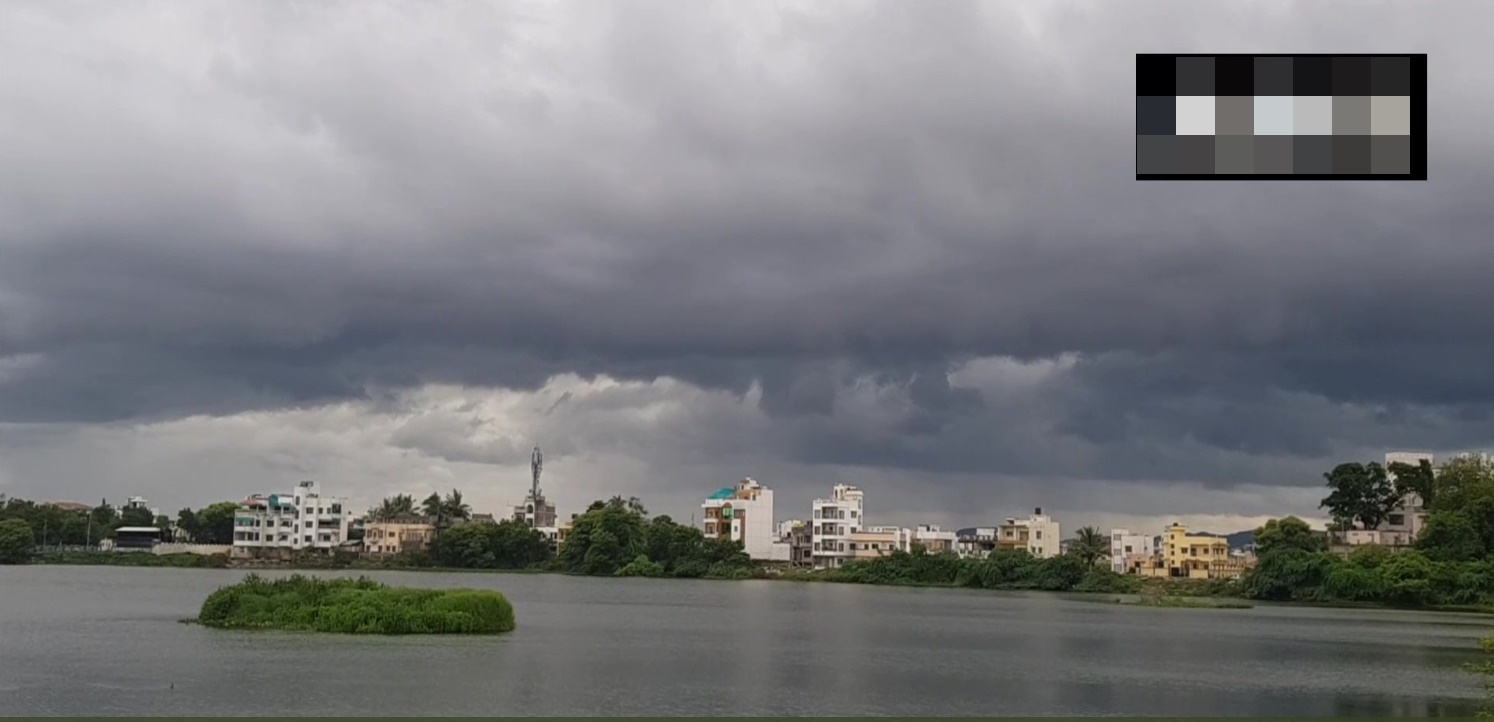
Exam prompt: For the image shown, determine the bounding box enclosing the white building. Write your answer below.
[999,508,1060,558]
[1109,529,1155,573]
[231,480,350,558]
[117,495,161,519]
[1368,451,1434,546]
[811,484,865,569]
[912,524,958,554]
[702,477,785,561]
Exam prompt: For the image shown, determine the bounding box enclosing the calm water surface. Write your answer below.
[1,565,1489,716]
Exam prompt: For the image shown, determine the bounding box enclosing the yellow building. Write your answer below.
[1152,524,1248,579]
[363,518,437,557]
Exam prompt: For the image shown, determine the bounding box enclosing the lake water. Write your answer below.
[1,565,1489,716]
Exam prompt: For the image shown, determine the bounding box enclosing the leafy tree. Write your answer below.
[432,523,496,568]
[0,518,35,564]
[1428,454,1494,514]
[1241,547,1336,601]
[90,502,119,533]
[1320,462,1401,530]
[1379,551,1436,606]
[1254,516,1325,556]
[1067,526,1109,567]
[1387,458,1437,508]
[194,502,240,545]
[607,495,649,516]
[176,508,200,541]
[119,507,155,527]
[492,519,551,567]
[616,554,666,577]
[558,500,648,575]
[153,514,173,540]
[1417,511,1484,562]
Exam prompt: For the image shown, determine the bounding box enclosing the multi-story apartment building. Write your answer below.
[702,477,783,561]
[997,508,1060,558]
[1110,528,1155,573]
[811,484,864,569]
[363,517,437,557]
[231,480,349,559]
[912,524,957,554]
[779,520,814,567]
[956,527,999,558]
[1140,523,1247,579]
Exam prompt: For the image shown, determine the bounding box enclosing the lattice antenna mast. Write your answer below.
[530,445,543,503]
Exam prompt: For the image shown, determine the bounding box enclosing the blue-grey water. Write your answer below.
[0,565,1488,716]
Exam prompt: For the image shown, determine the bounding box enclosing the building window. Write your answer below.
[303,535,312,543]
[1035,531,1042,540]
[1388,514,1406,526]
[305,521,313,528]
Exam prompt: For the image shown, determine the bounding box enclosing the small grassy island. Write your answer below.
[196,574,516,635]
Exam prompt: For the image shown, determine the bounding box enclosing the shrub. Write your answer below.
[197,574,515,635]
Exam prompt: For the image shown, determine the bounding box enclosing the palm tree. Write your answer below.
[607,495,648,516]
[422,492,446,526]
[1069,526,1110,568]
[441,489,471,521]
[367,494,416,522]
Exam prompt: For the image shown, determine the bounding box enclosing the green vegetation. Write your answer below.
[556,497,755,578]
[1067,526,1110,568]
[812,546,1137,593]
[0,518,34,564]
[0,494,247,549]
[196,574,515,634]
[1241,454,1494,608]
[175,501,240,545]
[430,519,552,570]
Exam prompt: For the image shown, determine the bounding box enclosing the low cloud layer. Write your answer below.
[1,0,1489,533]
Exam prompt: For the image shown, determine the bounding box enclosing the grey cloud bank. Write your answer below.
[0,0,1490,530]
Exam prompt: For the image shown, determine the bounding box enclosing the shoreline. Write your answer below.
[24,552,1494,617]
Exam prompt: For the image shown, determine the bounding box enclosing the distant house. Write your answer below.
[1137,524,1251,580]
[1110,529,1156,574]
[363,516,437,557]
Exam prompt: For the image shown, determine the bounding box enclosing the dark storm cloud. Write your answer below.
[1,0,1491,501]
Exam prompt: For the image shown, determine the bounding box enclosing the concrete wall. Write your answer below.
[153,543,232,556]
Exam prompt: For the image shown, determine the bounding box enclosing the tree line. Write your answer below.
[1238,454,1494,607]
[406,495,754,579]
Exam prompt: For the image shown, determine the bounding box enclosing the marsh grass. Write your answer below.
[196,574,515,634]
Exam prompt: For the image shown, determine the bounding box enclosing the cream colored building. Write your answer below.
[849,526,911,559]
[996,508,1060,558]
[363,518,437,557]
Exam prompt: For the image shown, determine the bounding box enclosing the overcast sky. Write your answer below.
[0,0,1487,536]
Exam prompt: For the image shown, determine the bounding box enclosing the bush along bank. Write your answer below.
[195,574,516,635]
